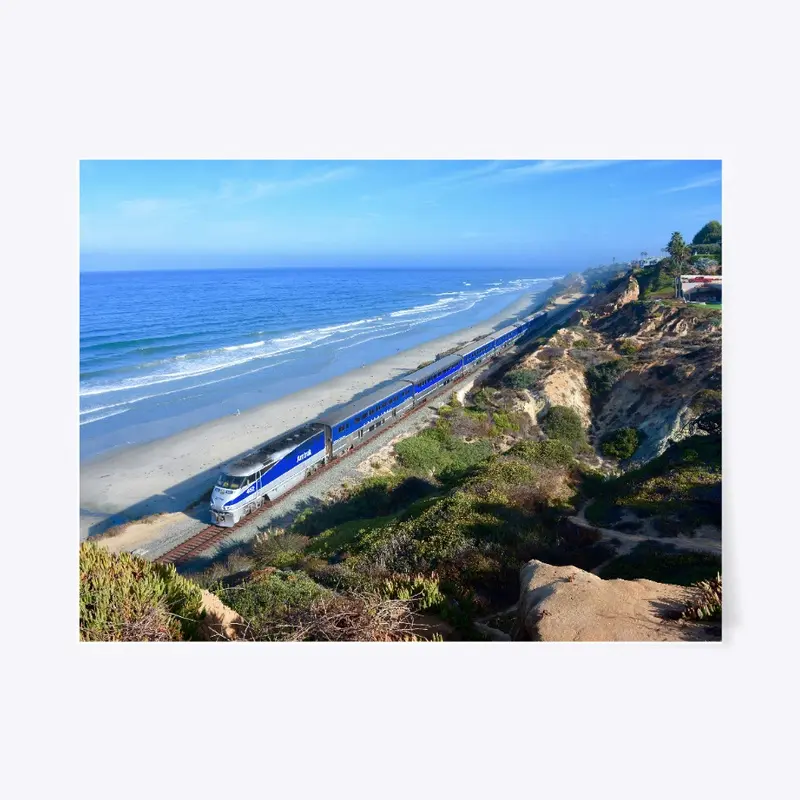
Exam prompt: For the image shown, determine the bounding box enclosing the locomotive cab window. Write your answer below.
[217,474,246,490]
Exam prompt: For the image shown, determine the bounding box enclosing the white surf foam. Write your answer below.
[79,278,554,400]
[80,407,130,426]
[223,340,265,351]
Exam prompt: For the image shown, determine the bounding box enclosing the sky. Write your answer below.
[80,160,722,271]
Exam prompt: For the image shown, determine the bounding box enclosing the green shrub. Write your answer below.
[218,570,329,628]
[541,405,587,449]
[395,427,492,478]
[601,427,642,460]
[681,573,722,621]
[618,340,638,355]
[573,339,590,349]
[598,542,721,586]
[350,491,498,574]
[395,432,450,472]
[191,548,255,588]
[583,434,721,531]
[507,439,575,468]
[291,475,438,537]
[251,532,310,569]
[469,388,496,411]
[80,542,204,641]
[691,388,722,414]
[585,359,628,398]
[380,573,445,611]
[503,369,540,390]
[492,411,519,433]
[305,514,398,559]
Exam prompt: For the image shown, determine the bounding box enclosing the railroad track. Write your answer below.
[154,315,563,567]
[154,364,486,566]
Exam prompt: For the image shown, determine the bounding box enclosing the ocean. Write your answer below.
[80,266,559,460]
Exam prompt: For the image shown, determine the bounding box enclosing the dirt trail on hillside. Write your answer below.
[569,501,721,576]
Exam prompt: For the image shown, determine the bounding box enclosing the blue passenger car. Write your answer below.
[317,379,415,457]
[457,333,497,371]
[402,353,464,399]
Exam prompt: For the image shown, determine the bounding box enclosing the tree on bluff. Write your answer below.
[692,220,722,246]
[666,231,692,277]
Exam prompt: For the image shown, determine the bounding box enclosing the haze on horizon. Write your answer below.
[80,160,722,272]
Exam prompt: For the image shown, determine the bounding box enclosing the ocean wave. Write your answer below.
[337,328,412,350]
[223,340,266,351]
[80,360,292,415]
[80,407,130,426]
[389,297,458,318]
[79,278,552,399]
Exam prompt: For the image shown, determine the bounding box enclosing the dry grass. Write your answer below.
[80,601,177,642]
[236,591,421,642]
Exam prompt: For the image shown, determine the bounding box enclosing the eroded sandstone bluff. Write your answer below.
[513,274,721,463]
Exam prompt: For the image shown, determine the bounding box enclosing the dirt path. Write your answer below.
[570,501,721,575]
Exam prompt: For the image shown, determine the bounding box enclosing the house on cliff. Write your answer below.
[676,274,722,304]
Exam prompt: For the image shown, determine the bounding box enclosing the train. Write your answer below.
[209,310,549,526]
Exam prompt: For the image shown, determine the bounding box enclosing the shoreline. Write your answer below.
[80,289,546,538]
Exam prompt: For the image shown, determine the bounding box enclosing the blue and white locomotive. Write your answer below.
[210,309,548,526]
[210,422,326,526]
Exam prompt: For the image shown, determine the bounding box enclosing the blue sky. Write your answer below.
[80,160,721,271]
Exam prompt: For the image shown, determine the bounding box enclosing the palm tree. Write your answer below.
[666,232,691,278]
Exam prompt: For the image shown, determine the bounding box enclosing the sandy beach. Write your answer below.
[80,291,544,538]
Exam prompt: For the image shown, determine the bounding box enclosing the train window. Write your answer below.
[217,474,246,490]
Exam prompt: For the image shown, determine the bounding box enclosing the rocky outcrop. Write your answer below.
[590,302,721,461]
[518,560,717,642]
[595,345,720,462]
[590,275,640,315]
[539,362,592,428]
[196,590,245,641]
[507,271,720,465]
[519,333,593,429]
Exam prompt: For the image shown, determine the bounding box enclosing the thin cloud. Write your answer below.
[423,161,505,187]
[116,166,358,216]
[218,166,358,203]
[660,173,722,194]
[404,160,617,200]
[431,160,616,189]
[492,160,616,180]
